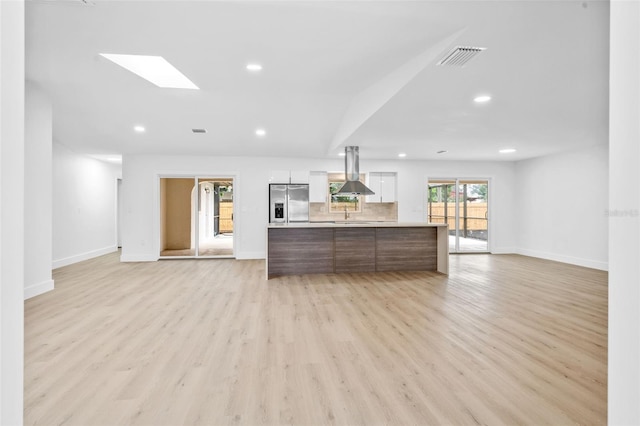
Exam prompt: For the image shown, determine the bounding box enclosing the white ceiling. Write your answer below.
[26,0,610,162]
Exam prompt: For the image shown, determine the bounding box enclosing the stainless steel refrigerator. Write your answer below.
[269,184,309,223]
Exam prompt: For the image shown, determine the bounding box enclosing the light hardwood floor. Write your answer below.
[25,252,607,425]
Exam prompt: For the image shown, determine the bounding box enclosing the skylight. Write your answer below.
[100,54,199,89]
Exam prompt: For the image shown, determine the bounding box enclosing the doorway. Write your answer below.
[427,179,489,253]
[159,177,234,258]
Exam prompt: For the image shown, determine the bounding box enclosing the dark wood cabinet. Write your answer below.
[334,228,376,273]
[267,224,447,278]
[375,227,437,272]
[267,228,334,276]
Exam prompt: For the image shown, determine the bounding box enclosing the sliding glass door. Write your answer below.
[159,177,234,258]
[197,178,234,256]
[428,179,489,253]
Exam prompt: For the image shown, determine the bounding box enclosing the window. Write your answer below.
[328,172,363,214]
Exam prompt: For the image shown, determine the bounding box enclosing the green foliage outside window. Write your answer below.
[329,182,358,203]
[329,180,361,212]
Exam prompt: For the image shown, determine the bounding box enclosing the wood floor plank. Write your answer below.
[24,252,607,425]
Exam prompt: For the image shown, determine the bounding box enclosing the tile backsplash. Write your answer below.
[310,201,398,222]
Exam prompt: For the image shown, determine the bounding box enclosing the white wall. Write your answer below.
[515,144,609,270]
[25,82,54,298]
[52,143,121,268]
[0,0,25,423]
[609,1,640,423]
[120,154,517,261]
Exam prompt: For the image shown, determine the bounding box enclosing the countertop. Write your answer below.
[267,222,448,228]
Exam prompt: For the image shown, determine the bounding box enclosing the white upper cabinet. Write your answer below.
[290,170,310,184]
[366,172,397,203]
[269,170,310,184]
[380,172,396,202]
[268,170,291,183]
[366,173,381,203]
[309,171,328,203]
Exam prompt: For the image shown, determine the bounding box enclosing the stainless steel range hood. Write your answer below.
[336,146,375,196]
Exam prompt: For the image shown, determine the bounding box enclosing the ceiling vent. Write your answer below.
[192,128,207,134]
[437,46,486,67]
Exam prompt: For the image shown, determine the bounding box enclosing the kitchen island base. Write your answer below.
[267,223,448,279]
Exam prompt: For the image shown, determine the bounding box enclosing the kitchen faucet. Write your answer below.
[344,206,350,220]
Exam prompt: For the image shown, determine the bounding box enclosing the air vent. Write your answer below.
[437,46,486,67]
[192,128,207,134]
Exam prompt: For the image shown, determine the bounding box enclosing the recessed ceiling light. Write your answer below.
[255,128,266,137]
[398,153,407,158]
[246,63,263,72]
[499,148,516,154]
[474,95,492,103]
[134,125,145,133]
[100,53,199,89]
[338,152,346,156]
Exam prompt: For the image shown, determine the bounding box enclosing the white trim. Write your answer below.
[490,246,517,254]
[236,251,264,260]
[516,248,608,271]
[52,245,118,269]
[120,253,159,262]
[24,279,54,300]
[116,178,122,248]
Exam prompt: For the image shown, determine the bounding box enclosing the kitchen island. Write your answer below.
[266,222,448,279]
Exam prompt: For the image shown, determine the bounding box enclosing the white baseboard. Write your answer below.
[24,279,54,300]
[516,248,608,271]
[120,253,158,262]
[490,246,517,254]
[53,245,118,269]
[235,251,265,260]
